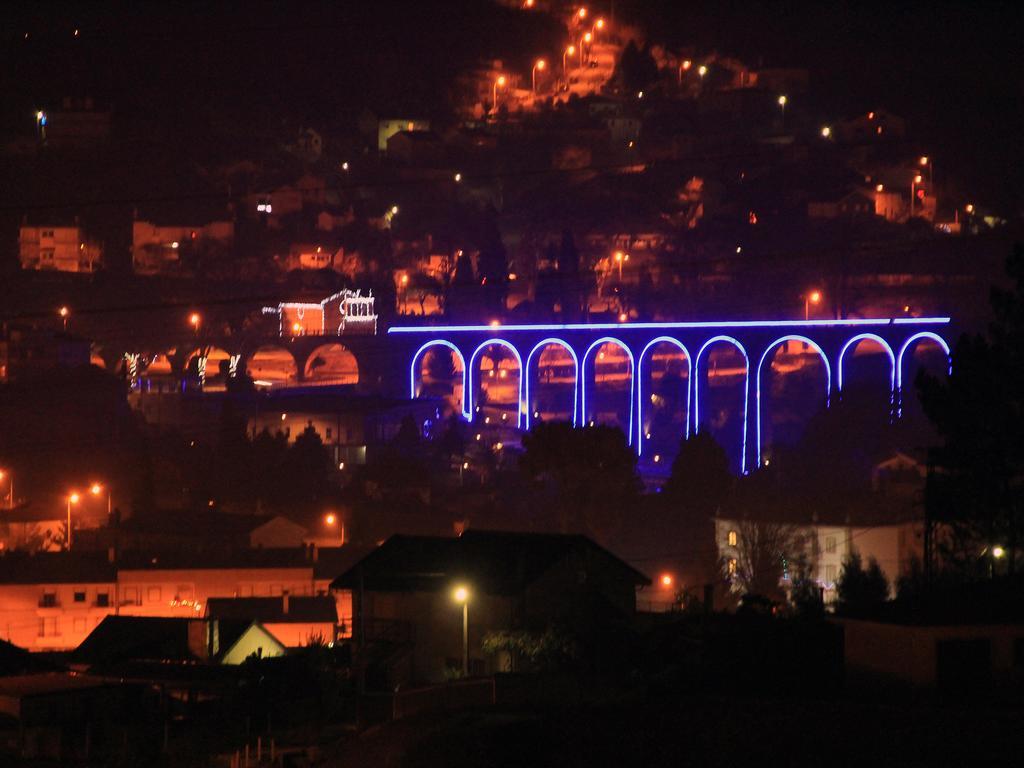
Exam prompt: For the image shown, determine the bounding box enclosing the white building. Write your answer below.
[19,224,101,273]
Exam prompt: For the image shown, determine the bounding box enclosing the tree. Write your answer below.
[919,246,1024,573]
[728,519,803,602]
[835,550,889,618]
[519,423,640,542]
[663,431,733,517]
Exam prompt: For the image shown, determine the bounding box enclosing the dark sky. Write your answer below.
[2,0,1022,213]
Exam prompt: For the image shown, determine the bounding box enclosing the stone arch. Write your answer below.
[468,339,524,428]
[636,337,691,456]
[755,335,831,468]
[410,340,467,417]
[837,333,896,394]
[303,342,360,386]
[581,337,635,444]
[246,345,299,388]
[187,346,233,390]
[896,331,951,418]
[525,338,579,430]
[693,335,749,474]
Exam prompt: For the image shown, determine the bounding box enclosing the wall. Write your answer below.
[838,619,1024,688]
[0,581,115,651]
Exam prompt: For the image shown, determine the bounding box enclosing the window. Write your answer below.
[123,587,140,605]
[727,558,737,575]
[825,536,837,554]
[40,592,57,608]
[96,592,110,607]
[41,229,54,238]
[727,530,737,547]
[73,591,86,603]
[41,249,55,260]
[147,587,162,603]
[38,617,58,637]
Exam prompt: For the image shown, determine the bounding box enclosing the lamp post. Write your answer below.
[58,305,70,331]
[910,173,923,218]
[563,45,576,75]
[580,32,592,65]
[777,94,787,119]
[67,492,80,551]
[804,290,821,321]
[189,312,201,336]
[453,585,470,676]
[492,75,506,113]
[0,470,11,510]
[90,482,111,517]
[678,59,692,84]
[531,59,546,93]
[613,250,628,281]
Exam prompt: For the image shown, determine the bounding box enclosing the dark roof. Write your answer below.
[206,596,337,624]
[71,616,253,666]
[114,546,317,572]
[0,552,116,585]
[0,638,55,677]
[331,530,650,594]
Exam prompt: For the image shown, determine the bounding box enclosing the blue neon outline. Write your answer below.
[636,336,691,456]
[467,339,525,428]
[837,333,896,393]
[895,332,951,418]
[409,340,468,418]
[895,331,951,391]
[388,317,950,334]
[693,336,749,474]
[581,337,635,445]
[524,338,579,429]
[755,335,832,468]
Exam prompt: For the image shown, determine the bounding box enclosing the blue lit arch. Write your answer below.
[636,336,691,455]
[409,339,468,418]
[467,339,525,428]
[755,335,832,468]
[581,337,635,445]
[693,335,749,474]
[837,333,896,393]
[524,338,579,430]
[895,331,951,417]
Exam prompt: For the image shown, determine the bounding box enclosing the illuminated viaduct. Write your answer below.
[390,317,952,473]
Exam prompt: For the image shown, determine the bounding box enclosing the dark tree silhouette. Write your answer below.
[919,247,1024,573]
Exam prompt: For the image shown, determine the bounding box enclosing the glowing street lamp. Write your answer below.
[532,58,546,93]
[911,173,923,218]
[777,94,788,117]
[90,482,112,516]
[697,64,708,79]
[580,32,592,65]
[563,45,576,74]
[577,7,587,21]
[452,584,471,676]
[0,469,12,510]
[58,305,70,331]
[292,321,302,336]
[660,573,673,588]
[492,75,507,112]
[613,250,629,281]
[804,289,822,321]
[678,59,692,84]
[66,492,80,551]
[820,125,832,138]
[189,312,201,333]
[592,17,605,38]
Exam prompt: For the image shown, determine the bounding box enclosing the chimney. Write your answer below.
[282,592,290,615]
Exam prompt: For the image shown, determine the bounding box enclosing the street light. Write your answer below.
[777,94,787,117]
[532,58,546,93]
[189,312,201,333]
[613,250,629,281]
[0,469,11,510]
[820,125,832,138]
[492,75,507,112]
[563,45,576,74]
[804,290,822,321]
[453,584,470,676]
[90,482,112,516]
[580,32,592,65]
[697,64,708,78]
[67,492,80,551]
[678,59,692,84]
[661,573,673,588]
[59,305,70,331]
[911,173,923,218]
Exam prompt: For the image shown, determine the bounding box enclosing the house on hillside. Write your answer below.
[72,615,285,668]
[332,530,650,685]
[206,595,340,647]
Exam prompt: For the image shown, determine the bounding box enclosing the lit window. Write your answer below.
[727,558,737,575]
[727,530,737,547]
